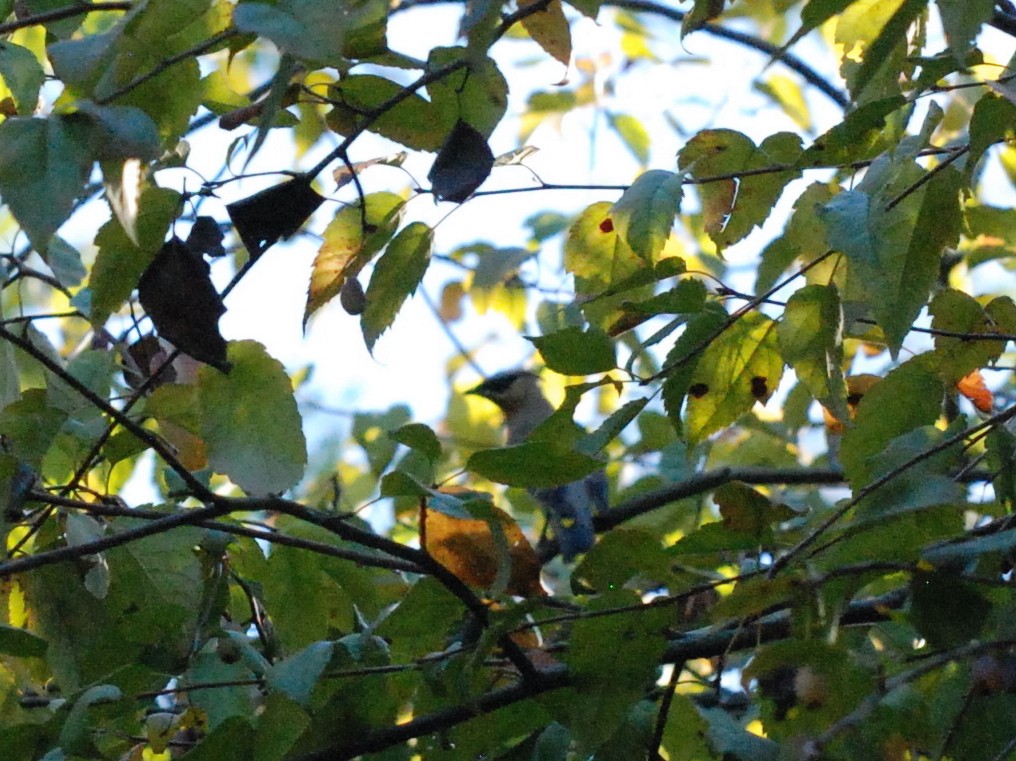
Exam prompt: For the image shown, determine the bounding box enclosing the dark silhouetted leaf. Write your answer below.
[187,216,226,258]
[428,119,494,202]
[138,237,230,372]
[227,176,324,260]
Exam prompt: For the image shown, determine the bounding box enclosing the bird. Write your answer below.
[467,370,608,560]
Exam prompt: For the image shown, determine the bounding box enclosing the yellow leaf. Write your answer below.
[521,0,571,68]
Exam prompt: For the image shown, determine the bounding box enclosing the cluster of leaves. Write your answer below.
[4,0,1016,760]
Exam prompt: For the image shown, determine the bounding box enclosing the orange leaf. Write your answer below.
[821,373,881,434]
[423,496,544,598]
[956,370,993,413]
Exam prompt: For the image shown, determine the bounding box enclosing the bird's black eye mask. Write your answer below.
[478,372,527,394]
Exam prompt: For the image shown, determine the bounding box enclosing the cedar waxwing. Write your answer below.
[468,370,608,560]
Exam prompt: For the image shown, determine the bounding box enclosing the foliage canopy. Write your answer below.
[3,0,1016,759]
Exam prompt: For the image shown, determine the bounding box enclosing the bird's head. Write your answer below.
[466,370,545,416]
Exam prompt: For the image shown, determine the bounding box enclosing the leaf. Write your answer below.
[684,312,783,444]
[967,93,1016,183]
[198,340,307,495]
[332,151,408,189]
[102,158,144,246]
[305,192,405,324]
[909,570,990,648]
[956,370,993,413]
[0,624,47,657]
[326,76,444,151]
[428,119,494,202]
[426,47,508,137]
[187,216,226,258]
[609,170,683,261]
[390,422,442,462]
[564,201,648,293]
[423,500,544,597]
[929,288,1006,383]
[521,0,571,66]
[226,176,325,260]
[138,237,230,372]
[839,356,943,489]
[88,185,181,326]
[661,303,729,434]
[847,0,924,100]
[0,115,93,253]
[361,222,433,352]
[0,41,44,115]
[552,592,669,747]
[937,0,994,60]
[76,102,162,161]
[678,130,801,251]
[266,641,334,707]
[820,159,962,355]
[777,284,848,420]
[529,326,616,374]
[468,441,603,488]
[233,1,355,63]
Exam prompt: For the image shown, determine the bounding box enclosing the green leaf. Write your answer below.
[326,75,444,151]
[937,0,994,60]
[684,312,783,444]
[388,422,442,463]
[305,192,405,325]
[427,47,508,137]
[199,341,307,495]
[529,326,616,374]
[550,591,668,749]
[76,102,162,161]
[967,92,1016,182]
[929,288,1006,383]
[777,284,847,419]
[361,222,433,351]
[0,116,93,253]
[0,624,47,657]
[0,389,67,469]
[661,303,729,434]
[0,41,44,115]
[847,0,924,101]
[909,570,991,648]
[609,170,683,261]
[678,129,801,251]
[468,441,602,488]
[234,1,355,63]
[840,356,943,489]
[820,158,962,355]
[87,186,181,326]
[266,641,334,707]
[606,112,650,165]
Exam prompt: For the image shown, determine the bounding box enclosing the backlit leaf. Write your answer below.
[521,0,571,67]
[362,222,433,351]
[305,192,405,324]
[609,169,683,261]
[678,129,801,251]
[199,341,307,495]
[684,312,783,444]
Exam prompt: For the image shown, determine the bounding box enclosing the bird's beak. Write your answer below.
[465,382,488,398]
